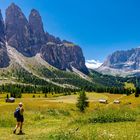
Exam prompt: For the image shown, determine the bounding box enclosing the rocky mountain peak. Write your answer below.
[29,9,45,44]
[30,9,41,19]
[0,9,3,20]
[97,48,140,76]
[0,10,5,44]
[5,3,32,56]
[29,9,48,54]
[9,2,17,7]
[1,3,88,74]
[0,9,10,68]
[6,3,25,18]
[45,32,61,44]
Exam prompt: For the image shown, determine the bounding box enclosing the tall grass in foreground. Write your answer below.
[0,112,15,127]
[73,107,137,125]
[89,108,136,123]
[41,122,140,140]
[53,107,139,140]
[1,94,140,140]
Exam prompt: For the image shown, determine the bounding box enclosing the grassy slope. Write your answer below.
[0,44,139,90]
[0,44,128,89]
[0,52,94,89]
[89,70,125,88]
[0,93,140,140]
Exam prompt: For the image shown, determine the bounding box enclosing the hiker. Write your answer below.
[13,102,24,134]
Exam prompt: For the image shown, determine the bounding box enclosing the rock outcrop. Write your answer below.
[101,49,140,70]
[29,9,46,53]
[0,10,5,44]
[0,10,10,67]
[41,42,88,74]
[5,3,32,56]
[1,3,88,74]
[97,48,140,76]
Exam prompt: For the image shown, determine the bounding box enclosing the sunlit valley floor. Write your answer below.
[0,92,140,140]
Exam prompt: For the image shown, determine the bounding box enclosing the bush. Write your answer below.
[47,109,58,116]
[34,112,45,121]
[47,109,70,116]
[58,109,70,116]
[48,129,82,140]
[89,108,136,123]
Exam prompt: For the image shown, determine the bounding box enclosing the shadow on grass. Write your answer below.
[17,132,25,135]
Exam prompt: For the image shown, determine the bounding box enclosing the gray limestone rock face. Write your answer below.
[0,10,10,67]
[5,3,32,56]
[4,3,88,74]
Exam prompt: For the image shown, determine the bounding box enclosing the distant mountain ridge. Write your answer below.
[0,3,88,74]
[97,48,140,76]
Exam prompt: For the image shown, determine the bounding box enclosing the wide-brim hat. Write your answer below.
[19,102,23,106]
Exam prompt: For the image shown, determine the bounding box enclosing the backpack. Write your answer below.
[14,108,20,118]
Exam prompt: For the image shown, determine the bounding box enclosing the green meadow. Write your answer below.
[0,92,140,140]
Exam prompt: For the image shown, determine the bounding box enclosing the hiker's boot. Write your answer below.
[19,130,23,134]
[13,129,16,134]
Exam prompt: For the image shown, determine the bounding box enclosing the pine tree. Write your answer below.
[76,91,89,112]
[6,94,9,99]
[135,87,140,97]
[135,78,140,97]
[45,93,47,98]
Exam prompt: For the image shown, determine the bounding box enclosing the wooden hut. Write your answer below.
[113,100,120,104]
[5,97,15,103]
[99,99,108,104]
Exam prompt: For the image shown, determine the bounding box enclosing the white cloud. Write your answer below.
[85,59,102,69]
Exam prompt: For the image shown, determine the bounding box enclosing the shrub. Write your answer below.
[47,109,70,116]
[34,112,45,121]
[47,109,58,116]
[89,108,136,123]
[58,109,70,116]
[48,129,82,140]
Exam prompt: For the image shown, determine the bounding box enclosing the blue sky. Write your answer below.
[0,0,140,62]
